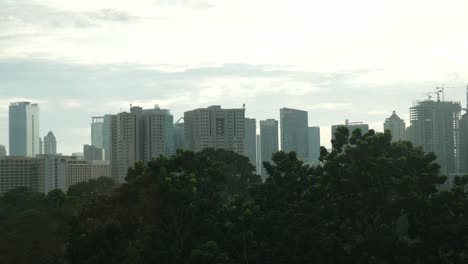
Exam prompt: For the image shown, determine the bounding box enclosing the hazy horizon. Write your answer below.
[1,0,468,155]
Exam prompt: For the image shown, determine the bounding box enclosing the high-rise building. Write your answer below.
[91,117,104,148]
[458,87,468,173]
[184,105,245,155]
[39,137,43,155]
[0,157,42,193]
[174,121,185,152]
[408,99,461,175]
[384,111,406,142]
[0,145,6,158]
[43,131,57,155]
[280,108,308,160]
[102,114,113,161]
[260,119,279,178]
[244,118,256,166]
[83,144,105,160]
[110,106,174,183]
[331,120,369,140]
[9,102,40,157]
[256,134,261,175]
[307,126,320,165]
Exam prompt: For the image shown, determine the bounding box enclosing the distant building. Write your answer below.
[184,105,245,155]
[331,120,369,140]
[256,134,261,175]
[244,118,256,166]
[384,111,406,142]
[408,99,461,175]
[280,108,308,161]
[174,122,185,151]
[110,106,175,183]
[101,114,113,161]
[0,155,111,194]
[260,119,279,178]
[0,145,6,158]
[9,102,40,157]
[39,137,43,155]
[307,127,320,165]
[43,131,57,155]
[83,144,105,160]
[91,117,104,148]
[71,152,84,160]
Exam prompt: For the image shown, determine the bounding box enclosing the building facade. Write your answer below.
[0,157,42,193]
[91,117,104,148]
[260,119,279,178]
[244,118,256,166]
[408,100,461,175]
[280,108,308,160]
[184,105,245,155]
[9,102,40,157]
[384,111,406,142]
[174,122,185,152]
[43,131,57,155]
[307,126,321,165]
[458,88,468,173]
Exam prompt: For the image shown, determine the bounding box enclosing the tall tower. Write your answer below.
[280,108,308,160]
[184,105,245,155]
[384,111,406,142]
[244,118,257,166]
[260,119,279,178]
[409,99,461,175]
[0,145,6,158]
[331,120,369,140]
[43,131,57,155]
[9,102,40,157]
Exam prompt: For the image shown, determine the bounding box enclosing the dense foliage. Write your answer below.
[1,128,467,263]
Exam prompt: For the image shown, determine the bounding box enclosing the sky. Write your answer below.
[1,0,468,155]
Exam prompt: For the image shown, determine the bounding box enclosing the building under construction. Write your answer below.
[408,97,462,175]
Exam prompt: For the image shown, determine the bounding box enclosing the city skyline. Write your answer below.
[1,0,468,154]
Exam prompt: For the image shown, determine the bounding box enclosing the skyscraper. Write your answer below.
[174,121,185,152]
[110,106,174,183]
[9,102,40,157]
[256,134,261,175]
[331,120,369,140]
[260,119,279,178]
[102,114,113,161]
[307,126,321,165]
[184,105,245,155]
[409,99,461,175]
[458,87,468,173]
[91,117,104,148]
[384,111,406,142]
[43,131,57,155]
[244,118,256,165]
[0,145,6,158]
[280,108,308,160]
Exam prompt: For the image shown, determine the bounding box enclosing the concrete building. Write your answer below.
[0,145,6,158]
[0,157,42,193]
[39,137,43,155]
[280,108,308,161]
[408,99,461,175]
[174,122,185,152]
[244,118,257,166]
[71,152,84,160]
[384,111,406,142]
[101,114,113,161]
[83,144,105,160]
[91,117,104,148]
[331,120,369,140]
[184,105,245,155]
[307,127,321,165]
[43,131,57,155]
[256,134,261,175]
[260,119,279,178]
[110,106,175,183]
[9,102,40,157]
[0,155,111,194]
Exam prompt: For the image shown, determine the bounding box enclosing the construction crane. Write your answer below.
[176,117,184,123]
[436,86,456,101]
[423,92,437,101]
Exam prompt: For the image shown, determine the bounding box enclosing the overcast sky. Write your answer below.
[1,0,468,155]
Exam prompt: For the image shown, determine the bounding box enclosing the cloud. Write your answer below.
[154,0,215,8]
